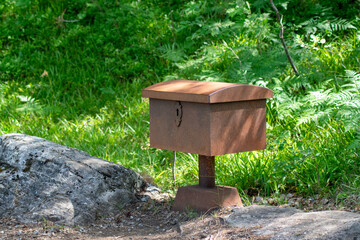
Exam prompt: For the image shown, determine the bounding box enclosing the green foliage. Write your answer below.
[0,0,359,203]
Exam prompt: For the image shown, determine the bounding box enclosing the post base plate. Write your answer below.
[172,185,242,213]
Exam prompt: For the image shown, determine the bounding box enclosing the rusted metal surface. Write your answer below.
[149,98,266,156]
[142,80,273,103]
[172,185,243,212]
[149,99,211,155]
[209,100,267,155]
[199,155,215,188]
[175,101,182,127]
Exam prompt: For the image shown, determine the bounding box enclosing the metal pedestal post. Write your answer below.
[199,155,215,188]
[173,155,242,212]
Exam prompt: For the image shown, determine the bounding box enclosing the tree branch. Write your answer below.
[269,0,299,75]
[223,40,242,70]
[168,0,177,46]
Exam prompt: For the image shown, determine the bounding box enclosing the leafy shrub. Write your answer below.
[0,0,359,199]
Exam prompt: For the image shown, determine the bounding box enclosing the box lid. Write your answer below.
[142,80,273,103]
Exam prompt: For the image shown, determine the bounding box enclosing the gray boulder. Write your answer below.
[0,133,145,225]
[226,205,360,239]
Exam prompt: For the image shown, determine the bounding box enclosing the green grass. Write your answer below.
[1,0,359,204]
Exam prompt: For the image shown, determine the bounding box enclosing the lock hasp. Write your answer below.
[142,80,273,156]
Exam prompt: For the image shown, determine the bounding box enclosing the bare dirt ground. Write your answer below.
[0,200,268,240]
[1,192,358,240]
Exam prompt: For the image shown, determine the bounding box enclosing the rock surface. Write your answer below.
[226,205,360,239]
[0,133,145,225]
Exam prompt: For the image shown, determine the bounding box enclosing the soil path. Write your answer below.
[1,198,360,239]
[0,201,266,240]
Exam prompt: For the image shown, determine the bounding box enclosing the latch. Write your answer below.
[175,101,182,127]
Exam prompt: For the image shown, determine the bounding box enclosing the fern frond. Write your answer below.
[344,70,360,88]
[159,44,187,63]
[344,70,360,80]
[297,18,357,36]
[327,18,357,32]
[277,71,360,131]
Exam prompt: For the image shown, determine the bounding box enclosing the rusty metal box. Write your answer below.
[142,80,273,156]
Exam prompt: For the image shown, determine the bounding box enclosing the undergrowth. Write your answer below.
[1,0,359,203]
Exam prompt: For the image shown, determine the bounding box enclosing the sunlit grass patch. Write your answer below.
[0,0,359,203]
